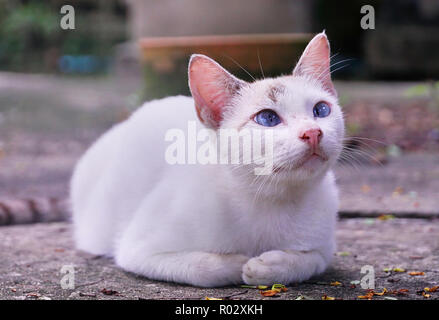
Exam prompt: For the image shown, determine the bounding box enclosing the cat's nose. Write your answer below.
[299,128,323,148]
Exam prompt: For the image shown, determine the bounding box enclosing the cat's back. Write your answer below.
[70,95,196,254]
[128,95,196,135]
[72,94,196,201]
[71,95,195,198]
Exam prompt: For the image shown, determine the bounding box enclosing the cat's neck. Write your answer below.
[217,165,328,208]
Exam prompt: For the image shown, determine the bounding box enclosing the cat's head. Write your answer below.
[188,32,344,184]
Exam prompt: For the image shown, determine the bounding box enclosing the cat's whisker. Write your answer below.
[343,136,387,146]
[314,58,354,83]
[342,137,387,162]
[340,146,384,167]
[343,143,382,162]
[222,54,257,82]
[337,152,365,172]
[257,50,265,79]
[317,63,350,83]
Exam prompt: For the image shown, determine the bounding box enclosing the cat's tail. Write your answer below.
[0,197,69,226]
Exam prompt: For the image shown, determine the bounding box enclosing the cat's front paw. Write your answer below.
[242,250,290,285]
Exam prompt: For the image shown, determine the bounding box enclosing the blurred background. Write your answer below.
[0,0,438,223]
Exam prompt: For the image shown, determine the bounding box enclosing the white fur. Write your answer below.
[71,35,345,287]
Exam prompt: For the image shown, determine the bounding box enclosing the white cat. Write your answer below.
[70,32,345,287]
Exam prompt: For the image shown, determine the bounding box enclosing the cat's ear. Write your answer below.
[293,32,336,96]
[188,54,246,129]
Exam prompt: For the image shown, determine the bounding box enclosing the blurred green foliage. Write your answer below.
[0,0,126,73]
[404,81,439,111]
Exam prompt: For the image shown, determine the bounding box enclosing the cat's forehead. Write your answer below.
[243,76,335,108]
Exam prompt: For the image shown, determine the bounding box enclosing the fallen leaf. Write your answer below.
[330,281,342,286]
[260,289,280,297]
[101,288,119,296]
[321,295,336,300]
[422,291,431,298]
[392,186,404,196]
[424,286,438,292]
[358,288,389,300]
[392,267,406,273]
[377,214,395,221]
[358,292,374,300]
[271,284,287,292]
[374,288,388,296]
[336,251,351,256]
[408,271,425,276]
[240,285,268,290]
[79,292,97,297]
[295,294,314,300]
[392,289,409,296]
[205,297,223,300]
[361,185,371,193]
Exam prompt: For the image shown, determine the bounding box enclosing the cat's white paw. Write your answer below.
[191,253,250,287]
[242,250,290,285]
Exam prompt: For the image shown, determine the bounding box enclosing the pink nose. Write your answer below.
[299,128,323,148]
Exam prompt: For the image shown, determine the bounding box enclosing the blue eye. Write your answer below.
[313,102,331,118]
[254,109,281,127]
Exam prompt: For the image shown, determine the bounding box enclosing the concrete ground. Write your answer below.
[0,218,438,300]
[0,72,438,299]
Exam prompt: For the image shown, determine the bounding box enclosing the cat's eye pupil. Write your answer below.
[313,102,331,118]
[254,109,281,127]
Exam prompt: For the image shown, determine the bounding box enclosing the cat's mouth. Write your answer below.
[273,150,328,173]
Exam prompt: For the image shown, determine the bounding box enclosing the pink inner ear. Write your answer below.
[299,37,330,74]
[189,55,241,129]
[293,34,336,96]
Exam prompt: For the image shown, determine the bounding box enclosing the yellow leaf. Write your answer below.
[424,286,438,292]
[330,281,342,286]
[257,285,269,290]
[374,288,388,296]
[322,295,335,300]
[271,284,287,292]
[422,292,431,298]
[378,214,395,221]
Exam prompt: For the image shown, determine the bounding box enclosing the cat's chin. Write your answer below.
[298,153,327,170]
